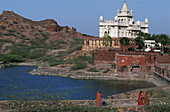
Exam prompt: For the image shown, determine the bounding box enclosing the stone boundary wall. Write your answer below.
[154,72,170,86]
[155,65,170,78]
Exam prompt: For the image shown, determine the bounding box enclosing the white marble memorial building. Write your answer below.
[99,0,149,38]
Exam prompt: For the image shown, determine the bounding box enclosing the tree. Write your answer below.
[119,37,130,52]
[137,32,152,40]
[134,36,144,49]
[102,35,112,47]
[134,32,151,50]
[155,34,169,53]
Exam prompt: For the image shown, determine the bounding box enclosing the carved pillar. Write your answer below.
[84,40,86,45]
[112,41,114,47]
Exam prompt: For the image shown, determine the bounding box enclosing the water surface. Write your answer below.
[0,66,155,100]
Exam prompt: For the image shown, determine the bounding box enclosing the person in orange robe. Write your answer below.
[96,91,100,106]
[138,91,144,105]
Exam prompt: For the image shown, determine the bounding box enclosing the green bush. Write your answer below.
[3,33,10,36]
[149,89,169,98]
[38,30,42,32]
[48,59,63,66]
[38,56,63,66]
[74,38,83,44]
[57,51,65,58]
[111,63,116,69]
[0,39,14,44]
[64,59,73,64]
[0,25,6,30]
[27,49,47,59]
[9,23,13,26]
[144,104,170,112]
[60,41,67,44]
[13,21,18,24]
[0,31,4,35]
[38,56,50,62]
[108,49,115,51]
[70,62,87,70]
[21,35,25,37]
[88,67,99,72]
[4,33,17,37]
[8,29,16,33]
[103,69,110,73]
[65,56,93,65]
[67,46,82,54]
[128,47,135,51]
[0,54,24,62]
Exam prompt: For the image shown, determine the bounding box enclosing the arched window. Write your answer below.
[114,40,116,46]
[104,31,107,35]
[121,19,123,23]
[114,40,118,46]
[122,32,124,36]
[116,40,119,46]
[86,40,89,45]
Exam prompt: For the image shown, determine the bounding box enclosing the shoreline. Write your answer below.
[0,62,164,86]
[0,86,169,101]
[29,67,153,82]
[4,62,158,84]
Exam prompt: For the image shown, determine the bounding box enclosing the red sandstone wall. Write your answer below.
[94,50,159,64]
[94,50,116,62]
[117,55,151,66]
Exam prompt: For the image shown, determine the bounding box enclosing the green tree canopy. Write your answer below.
[119,37,130,52]
[134,36,144,49]
[102,35,112,47]
[120,37,130,46]
[155,34,169,53]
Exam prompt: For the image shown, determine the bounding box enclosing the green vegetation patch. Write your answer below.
[88,67,99,72]
[67,46,82,54]
[13,21,18,24]
[8,29,16,33]
[103,69,110,73]
[0,54,24,62]
[0,25,6,30]
[38,56,63,66]
[70,62,87,70]
[27,49,47,59]
[149,89,169,98]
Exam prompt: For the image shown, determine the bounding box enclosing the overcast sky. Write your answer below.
[0,0,170,36]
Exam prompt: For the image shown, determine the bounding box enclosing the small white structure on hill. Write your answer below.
[144,40,161,52]
[99,0,149,38]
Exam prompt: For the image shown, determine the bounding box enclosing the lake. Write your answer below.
[0,66,155,100]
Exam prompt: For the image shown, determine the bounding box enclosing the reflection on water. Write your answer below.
[0,66,155,100]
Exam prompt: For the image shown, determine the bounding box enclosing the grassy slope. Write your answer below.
[0,11,87,66]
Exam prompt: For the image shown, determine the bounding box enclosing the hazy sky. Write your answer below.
[0,0,170,36]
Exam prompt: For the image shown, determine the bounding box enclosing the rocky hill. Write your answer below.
[0,10,87,66]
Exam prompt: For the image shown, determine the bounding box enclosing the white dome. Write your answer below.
[136,21,141,25]
[99,16,104,22]
[145,18,148,23]
[114,16,118,20]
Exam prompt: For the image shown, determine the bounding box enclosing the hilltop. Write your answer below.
[0,11,88,66]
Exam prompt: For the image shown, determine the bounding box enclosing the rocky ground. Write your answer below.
[29,63,153,81]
